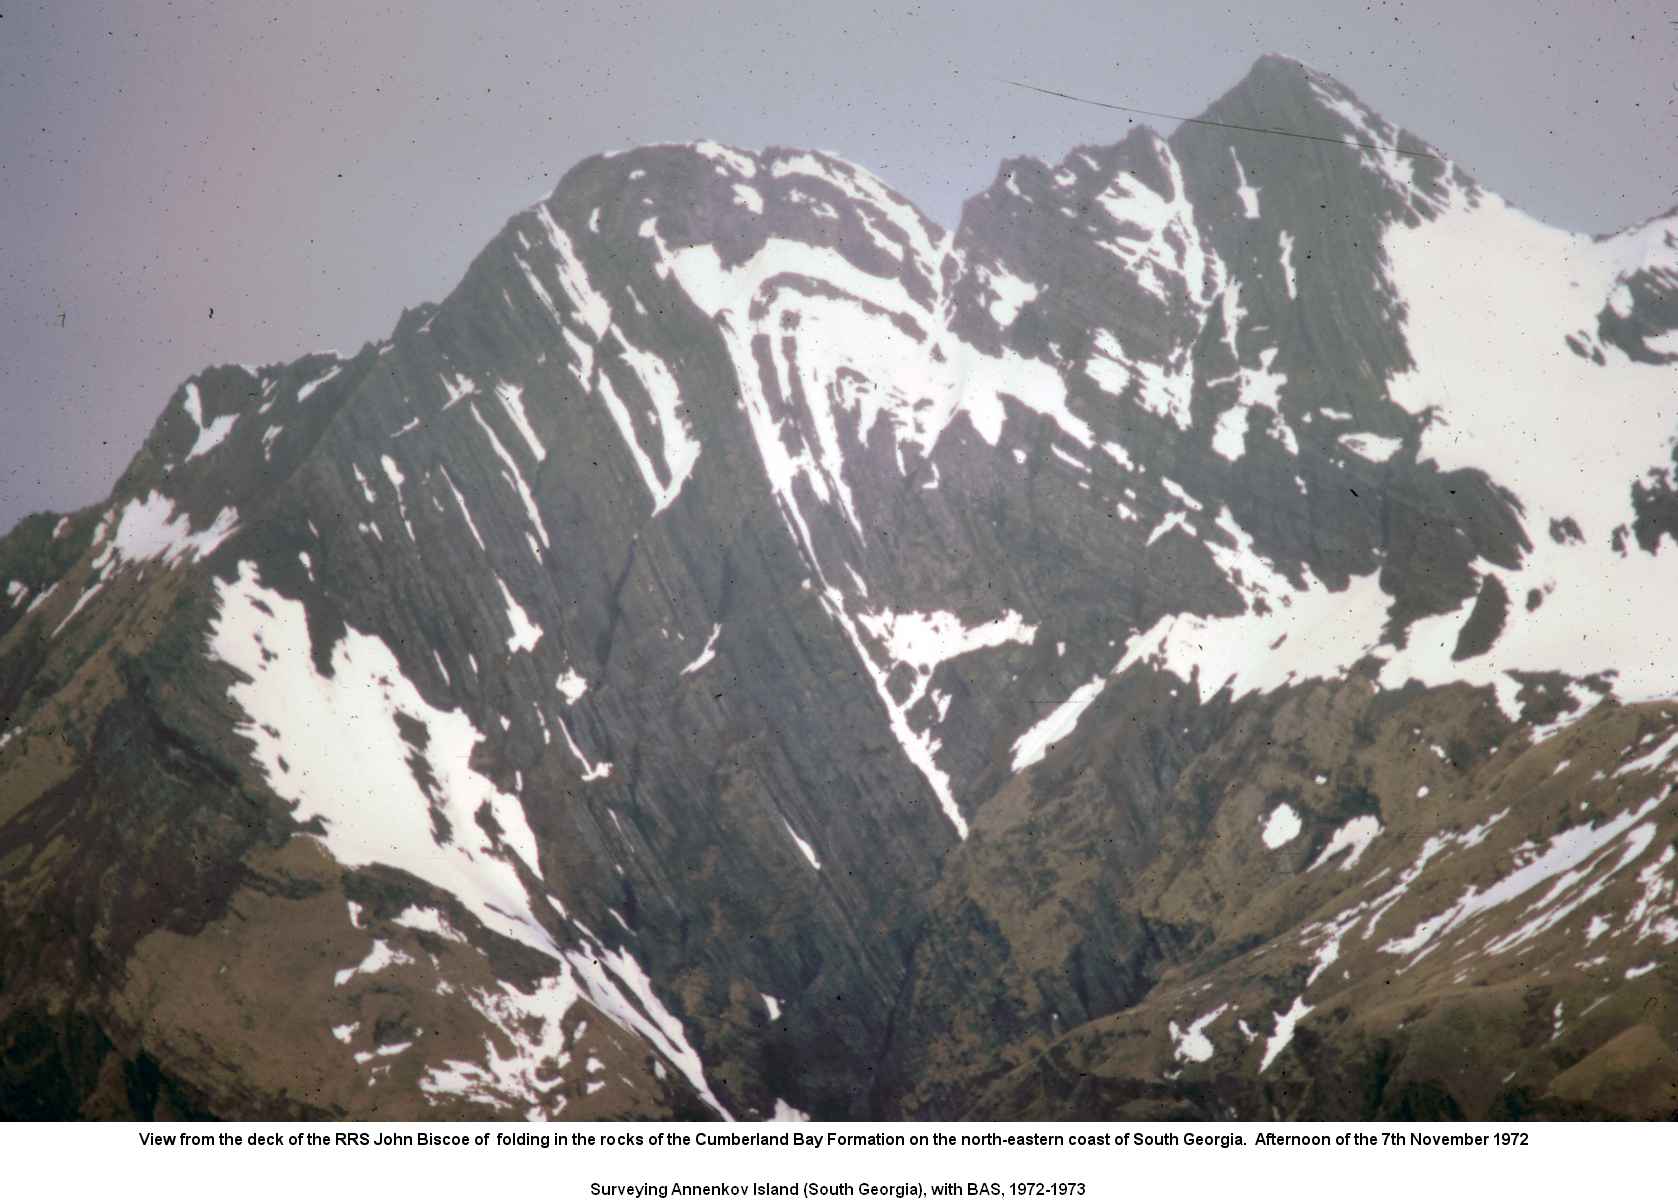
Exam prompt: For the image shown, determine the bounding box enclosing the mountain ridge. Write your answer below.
[2,55,1676,1121]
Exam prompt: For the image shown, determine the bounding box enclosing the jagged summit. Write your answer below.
[2,57,1676,1121]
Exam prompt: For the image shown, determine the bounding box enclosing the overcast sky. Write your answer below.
[2,0,1673,534]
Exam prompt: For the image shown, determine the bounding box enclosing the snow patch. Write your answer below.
[1120,516,1389,704]
[379,455,417,541]
[782,820,821,870]
[680,624,722,675]
[1615,730,1678,778]
[494,381,546,462]
[1337,432,1404,463]
[437,466,486,552]
[1381,796,1664,963]
[1277,232,1298,299]
[731,183,764,214]
[839,604,1036,837]
[469,404,550,551]
[555,714,612,782]
[1309,815,1383,871]
[297,365,342,402]
[556,669,589,705]
[1169,1003,1230,1064]
[496,576,543,653]
[210,561,559,959]
[334,939,414,987]
[534,203,612,337]
[1376,193,1678,718]
[1259,996,1313,1072]
[1262,804,1302,849]
[693,140,758,178]
[1011,675,1108,772]
[93,492,238,572]
[181,382,238,460]
[598,332,702,515]
[1229,149,1260,218]
[980,263,1039,326]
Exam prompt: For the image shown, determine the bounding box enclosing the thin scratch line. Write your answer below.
[999,78,1445,162]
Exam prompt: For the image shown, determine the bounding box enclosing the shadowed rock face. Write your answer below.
[3,55,1676,1121]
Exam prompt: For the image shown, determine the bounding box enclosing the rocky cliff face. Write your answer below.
[3,56,1676,1121]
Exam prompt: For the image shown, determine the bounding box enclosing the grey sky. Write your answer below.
[3,0,1673,534]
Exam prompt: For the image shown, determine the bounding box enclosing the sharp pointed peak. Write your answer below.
[1210,52,1361,114]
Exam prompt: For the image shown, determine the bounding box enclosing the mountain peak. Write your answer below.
[1191,52,1446,169]
[1217,51,1351,112]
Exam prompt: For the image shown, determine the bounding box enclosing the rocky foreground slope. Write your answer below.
[2,56,1675,1120]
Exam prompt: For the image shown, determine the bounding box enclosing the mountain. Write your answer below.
[2,54,1676,1121]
